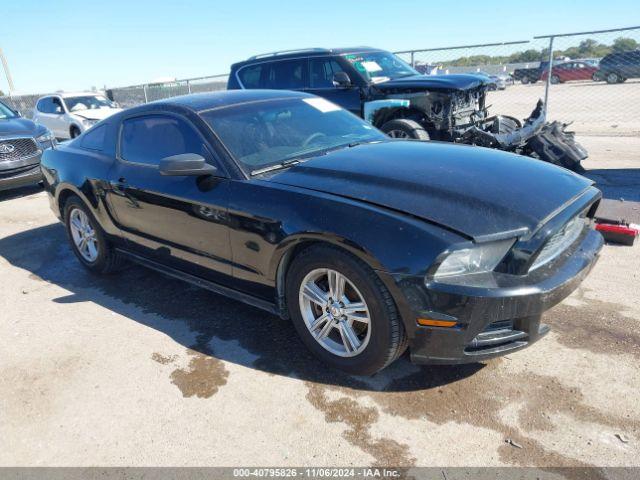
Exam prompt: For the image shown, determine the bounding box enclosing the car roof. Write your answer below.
[127,89,314,114]
[36,92,104,100]
[231,46,382,68]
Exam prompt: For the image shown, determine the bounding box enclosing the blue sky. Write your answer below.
[2,0,639,93]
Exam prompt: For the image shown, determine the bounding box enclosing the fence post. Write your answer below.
[143,84,148,103]
[187,80,191,94]
[544,36,554,114]
[410,51,415,68]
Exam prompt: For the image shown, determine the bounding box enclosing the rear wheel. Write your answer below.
[286,245,407,375]
[380,118,430,140]
[550,74,560,84]
[70,126,81,138]
[606,72,622,84]
[521,76,530,85]
[64,196,125,274]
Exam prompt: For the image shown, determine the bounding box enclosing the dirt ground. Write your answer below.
[1,135,639,473]
[489,80,640,137]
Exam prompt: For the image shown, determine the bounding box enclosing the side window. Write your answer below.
[120,115,207,166]
[37,98,53,113]
[238,65,263,89]
[263,59,307,89]
[80,124,107,151]
[51,97,64,114]
[309,58,345,88]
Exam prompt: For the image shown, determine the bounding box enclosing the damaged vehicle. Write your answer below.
[41,90,603,375]
[228,47,587,172]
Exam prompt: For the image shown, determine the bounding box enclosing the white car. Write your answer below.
[33,92,122,139]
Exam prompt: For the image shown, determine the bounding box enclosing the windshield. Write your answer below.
[343,51,419,83]
[0,101,18,119]
[64,95,114,112]
[201,97,387,175]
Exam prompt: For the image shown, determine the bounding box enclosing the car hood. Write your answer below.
[376,74,490,91]
[71,107,122,121]
[267,141,593,240]
[0,117,45,137]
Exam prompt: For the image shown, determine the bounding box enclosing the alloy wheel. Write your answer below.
[298,268,371,357]
[386,129,411,139]
[69,208,99,262]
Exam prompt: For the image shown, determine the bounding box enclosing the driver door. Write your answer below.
[306,57,362,116]
[105,112,233,284]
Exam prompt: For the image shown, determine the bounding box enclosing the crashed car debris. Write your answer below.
[228,47,588,172]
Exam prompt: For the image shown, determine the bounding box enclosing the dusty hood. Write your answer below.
[72,107,122,121]
[377,74,490,91]
[0,117,45,137]
[267,141,594,240]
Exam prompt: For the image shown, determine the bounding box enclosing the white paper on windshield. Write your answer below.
[361,61,383,72]
[303,97,341,113]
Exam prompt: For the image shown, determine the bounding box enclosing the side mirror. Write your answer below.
[14,109,22,117]
[159,153,217,176]
[332,72,352,88]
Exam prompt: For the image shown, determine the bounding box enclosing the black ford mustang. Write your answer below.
[41,90,603,375]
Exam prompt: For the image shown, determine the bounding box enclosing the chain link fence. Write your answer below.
[395,26,640,137]
[2,26,639,139]
[106,74,229,108]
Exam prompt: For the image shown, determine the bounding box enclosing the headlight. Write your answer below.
[81,118,99,127]
[36,130,56,145]
[433,239,515,278]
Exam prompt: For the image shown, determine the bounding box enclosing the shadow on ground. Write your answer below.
[586,168,640,202]
[0,222,484,392]
[0,184,43,202]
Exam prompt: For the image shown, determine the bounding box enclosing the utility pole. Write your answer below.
[0,47,16,94]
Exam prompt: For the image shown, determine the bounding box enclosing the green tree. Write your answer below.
[612,37,639,53]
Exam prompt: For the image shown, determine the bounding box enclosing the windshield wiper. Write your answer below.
[250,158,303,176]
[250,140,381,176]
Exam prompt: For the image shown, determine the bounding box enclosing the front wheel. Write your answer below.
[380,118,430,140]
[286,245,407,375]
[70,126,81,138]
[521,76,530,84]
[550,75,560,84]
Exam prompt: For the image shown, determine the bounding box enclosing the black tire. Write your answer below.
[380,118,430,140]
[63,196,125,274]
[591,72,600,82]
[70,126,81,138]
[606,72,622,84]
[521,76,530,85]
[285,244,408,375]
[550,74,560,84]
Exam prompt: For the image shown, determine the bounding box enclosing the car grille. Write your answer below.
[0,137,39,162]
[530,214,586,270]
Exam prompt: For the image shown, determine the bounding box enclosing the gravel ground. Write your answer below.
[489,80,640,136]
[1,135,639,473]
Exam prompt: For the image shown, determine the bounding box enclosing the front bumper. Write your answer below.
[384,228,603,365]
[0,163,43,192]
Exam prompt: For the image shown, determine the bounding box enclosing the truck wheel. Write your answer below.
[521,76,530,84]
[380,119,430,140]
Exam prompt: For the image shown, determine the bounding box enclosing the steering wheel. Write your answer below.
[302,132,327,148]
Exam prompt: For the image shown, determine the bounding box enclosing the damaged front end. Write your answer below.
[460,100,588,173]
[370,77,588,173]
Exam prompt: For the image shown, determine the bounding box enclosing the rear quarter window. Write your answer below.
[238,65,263,88]
[80,125,107,151]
